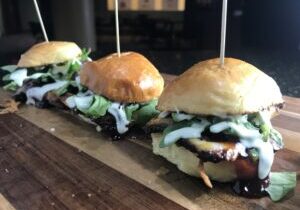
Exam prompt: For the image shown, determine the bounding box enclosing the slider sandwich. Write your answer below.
[2,50,165,138]
[148,58,296,201]
[62,52,164,139]
[1,41,90,107]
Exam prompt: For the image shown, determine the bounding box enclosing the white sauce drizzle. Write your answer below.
[65,91,94,110]
[172,112,194,122]
[209,121,274,179]
[163,120,210,146]
[240,137,274,179]
[75,76,81,86]
[26,81,67,105]
[51,62,70,75]
[65,96,76,109]
[259,111,272,127]
[66,95,94,110]
[10,69,27,86]
[9,69,48,86]
[158,111,170,118]
[74,95,93,110]
[108,102,130,134]
[210,122,261,138]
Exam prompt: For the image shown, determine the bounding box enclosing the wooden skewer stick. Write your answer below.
[115,0,121,57]
[219,0,228,67]
[33,0,49,42]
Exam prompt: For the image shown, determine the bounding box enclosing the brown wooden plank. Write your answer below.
[12,107,300,210]
[0,114,186,210]
[14,106,250,210]
[283,96,300,114]
[0,149,68,210]
[0,125,68,210]
[0,194,16,210]
[272,114,300,133]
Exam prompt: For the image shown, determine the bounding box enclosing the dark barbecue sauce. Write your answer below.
[176,138,271,198]
[92,114,128,141]
[232,176,270,198]
[176,139,232,163]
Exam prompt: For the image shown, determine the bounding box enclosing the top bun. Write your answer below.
[18,41,82,68]
[80,52,164,103]
[158,58,283,116]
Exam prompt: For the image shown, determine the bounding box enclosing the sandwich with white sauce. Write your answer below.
[1,41,90,107]
[148,58,296,201]
[59,52,164,139]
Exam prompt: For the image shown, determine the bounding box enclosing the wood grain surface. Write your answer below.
[0,114,186,210]
[0,74,299,210]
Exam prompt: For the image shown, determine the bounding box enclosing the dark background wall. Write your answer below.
[1,0,300,51]
[0,0,300,96]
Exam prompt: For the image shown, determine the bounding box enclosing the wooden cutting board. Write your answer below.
[0,74,299,210]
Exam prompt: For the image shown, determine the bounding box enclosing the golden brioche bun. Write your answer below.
[158,58,283,116]
[18,41,82,68]
[80,52,164,103]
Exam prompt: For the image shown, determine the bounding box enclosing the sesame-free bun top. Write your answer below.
[80,52,164,103]
[17,41,82,68]
[158,58,283,116]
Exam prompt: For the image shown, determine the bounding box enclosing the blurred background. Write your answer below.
[0,0,299,97]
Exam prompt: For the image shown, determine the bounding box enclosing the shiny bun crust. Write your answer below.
[158,58,283,116]
[80,52,164,103]
[18,41,82,68]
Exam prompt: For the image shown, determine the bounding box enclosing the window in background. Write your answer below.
[107,0,185,11]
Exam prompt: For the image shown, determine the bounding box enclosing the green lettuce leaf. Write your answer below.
[270,128,284,148]
[125,104,139,121]
[66,61,81,80]
[248,148,259,163]
[260,123,270,141]
[3,81,18,91]
[266,172,297,202]
[49,62,71,79]
[159,120,194,148]
[132,100,159,125]
[0,65,18,72]
[52,81,77,96]
[80,48,91,62]
[2,74,11,81]
[83,95,111,118]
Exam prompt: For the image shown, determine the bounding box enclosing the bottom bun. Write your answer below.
[152,133,238,182]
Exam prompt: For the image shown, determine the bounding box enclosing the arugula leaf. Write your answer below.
[260,123,271,141]
[0,65,18,72]
[52,81,77,96]
[125,104,139,121]
[132,100,159,125]
[66,61,82,80]
[159,120,194,148]
[266,172,297,202]
[3,81,18,91]
[80,48,91,62]
[270,128,284,148]
[250,112,272,140]
[2,74,11,81]
[49,62,71,79]
[84,95,111,118]
[248,148,259,163]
